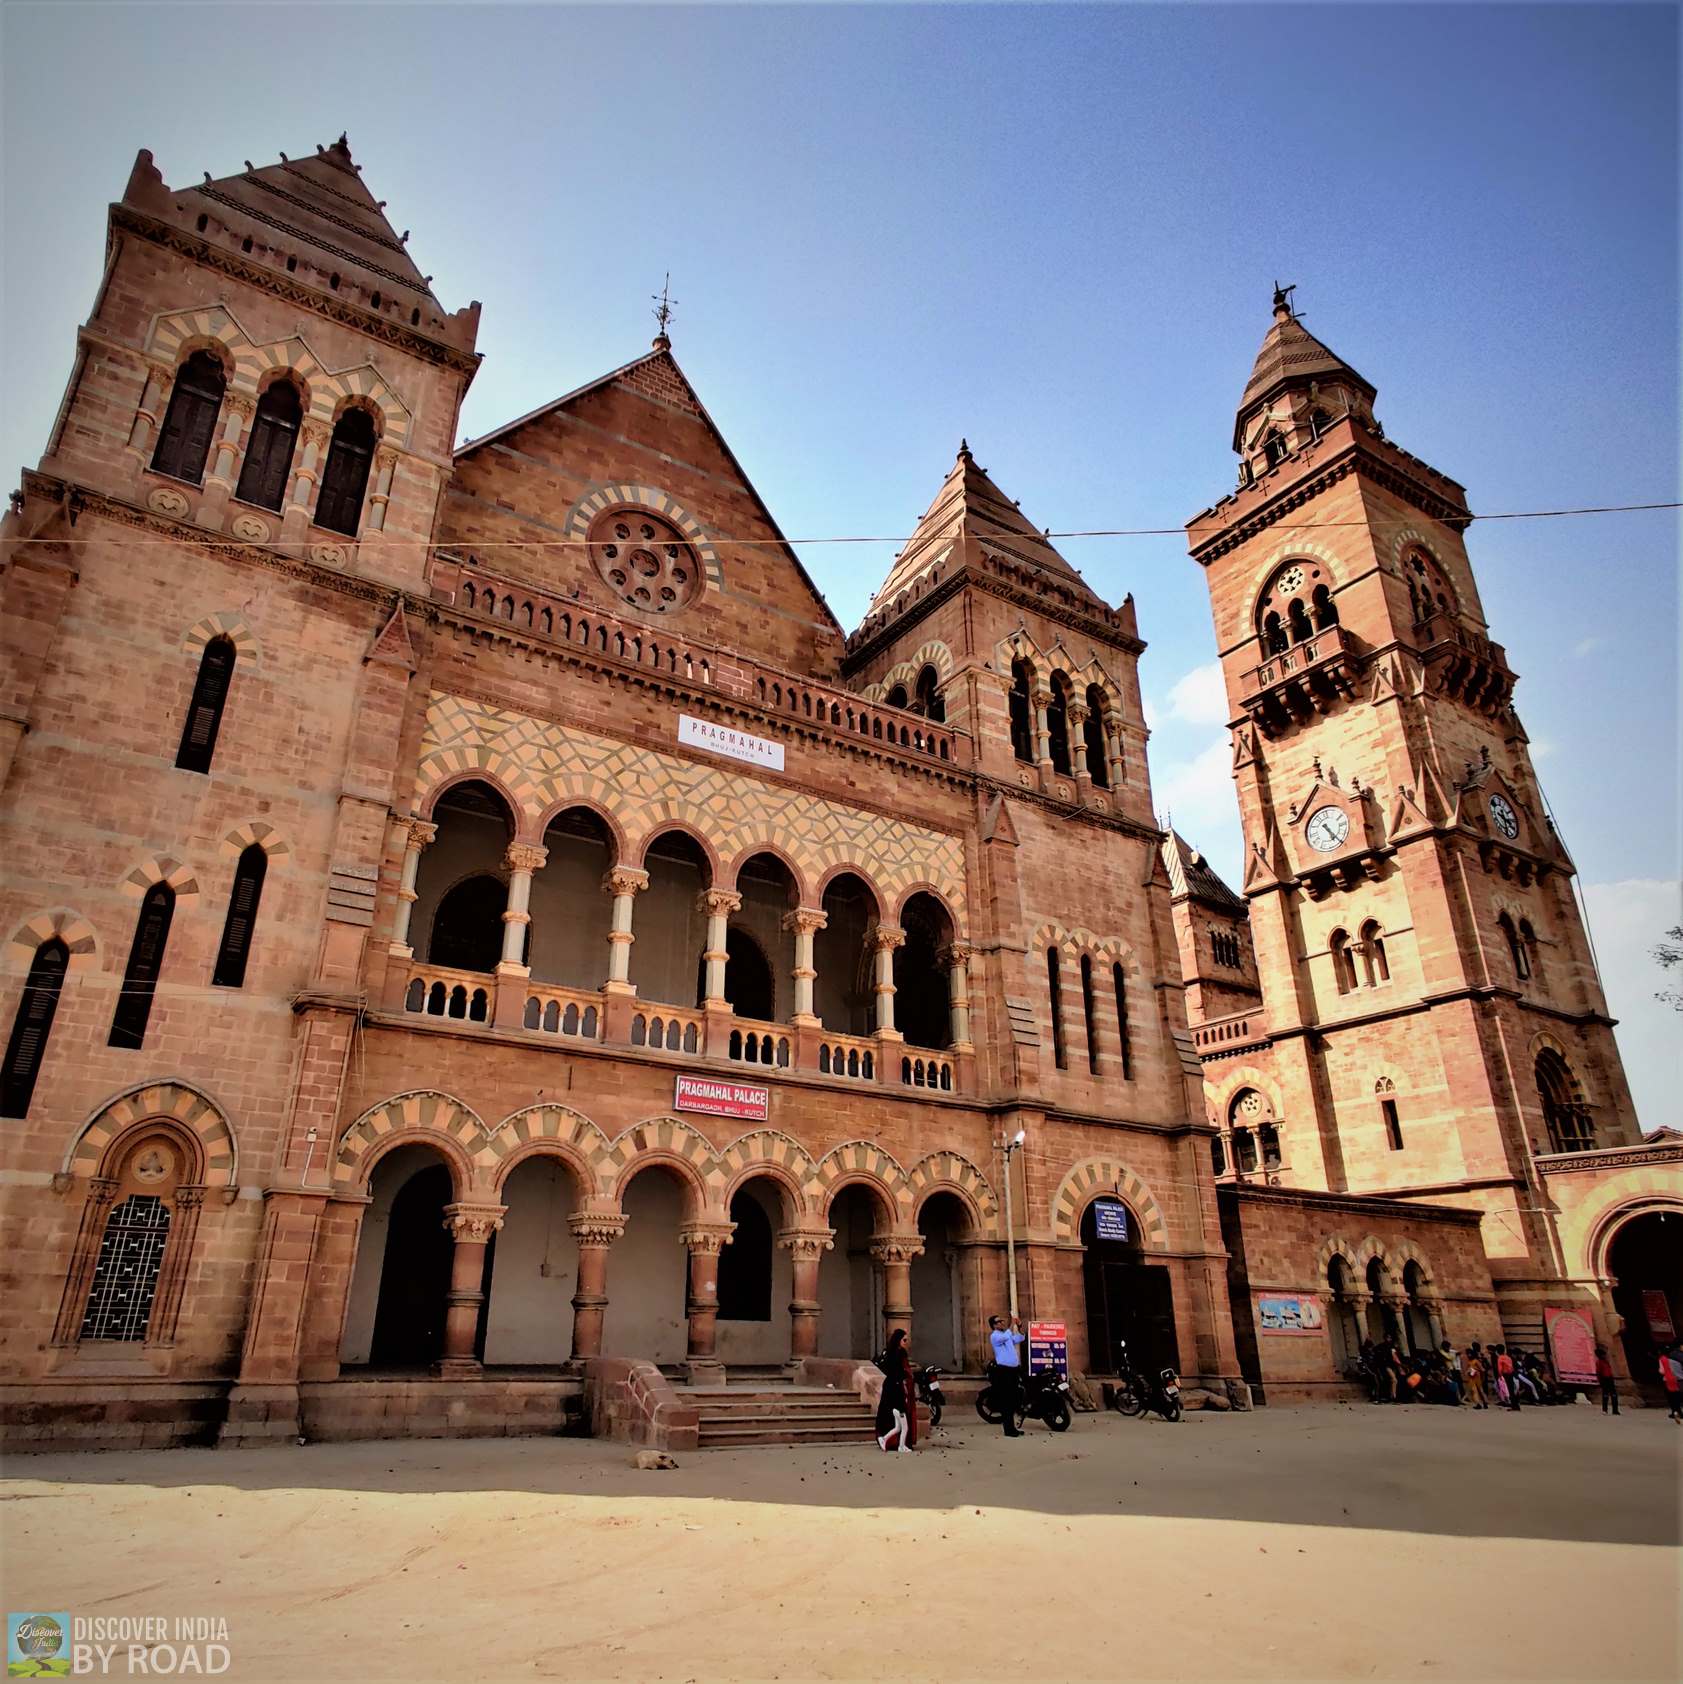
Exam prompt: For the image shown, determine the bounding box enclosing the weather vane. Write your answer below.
[1272,280,1299,319]
[652,273,677,341]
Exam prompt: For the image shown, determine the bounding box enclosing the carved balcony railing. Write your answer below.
[1241,623,1358,737]
[402,963,494,1024]
[1413,612,1515,714]
[631,1005,704,1055]
[728,1020,793,1069]
[901,1051,955,1092]
[817,1032,877,1081]
[1192,1008,1270,1058]
[523,983,602,1040]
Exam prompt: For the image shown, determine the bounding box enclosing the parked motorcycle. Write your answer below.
[976,1365,1073,1432]
[1111,1339,1182,1422]
[915,1364,946,1428]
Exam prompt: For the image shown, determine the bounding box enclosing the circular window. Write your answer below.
[1274,564,1306,595]
[587,508,701,614]
[1239,1091,1263,1117]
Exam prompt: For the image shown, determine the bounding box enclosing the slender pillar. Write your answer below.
[367,446,399,533]
[779,1229,835,1361]
[700,889,741,1007]
[208,391,252,487]
[497,842,546,974]
[871,923,905,1038]
[568,1212,626,1361]
[940,941,975,1052]
[600,866,649,993]
[1382,1293,1411,1350]
[785,906,827,1025]
[1105,719,1127,791]
[289,419,330,520]
[872,1235,923,1341]
[680,1221,736,1381]
[127,362,174,458]
[435,1204,505,1377]
[389,818,437,956]
[1068,702,1094,801]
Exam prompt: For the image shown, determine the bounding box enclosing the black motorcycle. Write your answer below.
[1111,1339,1182,1422]
[976,1365,1073,1432]
[915,1364,946,1428]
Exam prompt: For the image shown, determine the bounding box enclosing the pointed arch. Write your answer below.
[1050,1159,1168,1250]
[61,1080,238,1189]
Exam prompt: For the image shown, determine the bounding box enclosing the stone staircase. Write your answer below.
[683,1383,882,1449]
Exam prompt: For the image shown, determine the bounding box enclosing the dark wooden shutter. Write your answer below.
[175,637,236,773]
[212,846,268,988]
[109,884,174,1049]
[315,410,376,536]
[151,353,225,485]
[235,383,301,511]
[2,940,68,1117]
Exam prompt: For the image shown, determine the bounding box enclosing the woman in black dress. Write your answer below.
[877,1328,914,1452]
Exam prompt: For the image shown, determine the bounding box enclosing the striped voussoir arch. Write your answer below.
[907,1149,998,1227]
[484,1104,617,1194]
[714,1129,823,1216]
[7,909,100,973]
[815,1141,914,1223]
[1051,1158,1168,1250]
[605,1115,723,1203]
[181,611,261,667]
[118,856,199,902]
[221,820,290,860]
[334,1091,489,1187]
[65,1082,237,1187]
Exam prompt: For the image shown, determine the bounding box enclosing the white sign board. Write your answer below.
[678,713,785,772]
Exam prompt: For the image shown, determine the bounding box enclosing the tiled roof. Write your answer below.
[1161,830,1246,911]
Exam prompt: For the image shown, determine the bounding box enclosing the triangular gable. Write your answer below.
[365,600,417,671]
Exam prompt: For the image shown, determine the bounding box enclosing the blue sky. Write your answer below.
[2,2,1676,1120]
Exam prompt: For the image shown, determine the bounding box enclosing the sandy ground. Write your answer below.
[3,1400,1679,1683]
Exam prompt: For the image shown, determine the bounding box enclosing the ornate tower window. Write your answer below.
[315,408,377,536]
[236,379,302,511]
[1536,1050,1595,1153]
[588,508,701,614]
[151,351,225,485]
[1008,660,1035,762]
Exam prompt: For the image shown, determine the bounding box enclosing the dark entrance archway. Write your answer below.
[369,1159,458,1366]
[1609,1210,1683,1388]
[1080,1201,1178,1376]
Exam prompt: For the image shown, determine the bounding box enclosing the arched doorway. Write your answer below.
[716,1178,792,1364]
[604,1166,689,1365]
[1364,1256,1400,1345]
[1401,1261,1436,1354]
[1080,1200,1178,1376]
[819,1185,887,1358]
[340,1145,457,1368]
[635,829,710,1008]
[730,853,797,1021]
[481,1154,581,1365]
[1609,1209,1683,1386]
[912,1192,971,1370]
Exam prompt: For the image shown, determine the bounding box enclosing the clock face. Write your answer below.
[1488,793,1519,839]
[1305,805,1350,852]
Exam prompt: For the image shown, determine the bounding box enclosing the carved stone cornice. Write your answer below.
[110,204,482,374]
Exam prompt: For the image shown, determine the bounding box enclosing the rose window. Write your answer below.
[1274,565,1305,595]
[588,509,701,614]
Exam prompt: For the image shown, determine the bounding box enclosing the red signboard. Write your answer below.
[1642,1288,1676,1343]
[673,1074,770,1123]
[1028,1322,1069,1376]
[1544,1305,1598,1387]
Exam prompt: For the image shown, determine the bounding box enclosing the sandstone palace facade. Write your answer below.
[2,140,1676,1449]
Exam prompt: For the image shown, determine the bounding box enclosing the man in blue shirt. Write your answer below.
[989,1314,1025,1437]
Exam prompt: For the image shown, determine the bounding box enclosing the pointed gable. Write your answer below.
[1161,831,1245,910]
[868,442,1108,615]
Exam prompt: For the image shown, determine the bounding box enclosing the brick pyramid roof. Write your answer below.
[1234,293,1375,449]
[1161,830,1246,911]
[178,135,437,305]
[867,442,1106,614]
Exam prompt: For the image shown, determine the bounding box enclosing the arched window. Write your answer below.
[716,1186,773,1321]
[1259,1122,1281,1170]
[884,683,909,710]
[235,379,302,511]
[2,938,68,1117]
[1046,673,1072,776]
[1498,913,1529,980]
[1083,685,1109,786]
[1312,584,1338,630]
[428,874,509,975]
[1376,1077,1403,1150]
[1360,920,1388,986]
[1232,1127,1258,1173]
[1047,948,1066,1069]
[314,407,377,536]
[1287,598,1313,645]
[1263,611,1287,656]
[1112,962,1132,1079]
[212,844,268,988]
[1519,919,1543,983]
[109,882,174,1049]
[913,665,945,723]
[175,635,236,775]
[1263,430,1287,468]
[1536,1050,1594,1152]
[1330,929,1356,995]
[79,1193,173,1341]
[1008,660,1035,763]
[151,351,225,485]
[1080,953,1099,1073]
[1309,409,1332,440]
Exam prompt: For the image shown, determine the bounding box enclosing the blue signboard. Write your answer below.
[1093,1200,1130,1243]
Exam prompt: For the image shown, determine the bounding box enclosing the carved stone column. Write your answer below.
[870,924,905,1040]
[498,842,547,971]
[288,418,331,526]
[127,362,174,459]
[435,1204,504,1377]
[699,888,741,1006]
[602,867,649,995]
[568,1212,626,1361]
[872,1235,924,1341]
[388,818,437,957]
[1032,686,1055,791]
[784,906,827,1026]
[208,390,252,488]
[144,1184,205,1349]
[680,1221,736,1382]
[1067,700,1094,803]
[940,942,976,1053]
[779,1228,835,1361]
[1105,718,1127,792]
[366,446,400,533]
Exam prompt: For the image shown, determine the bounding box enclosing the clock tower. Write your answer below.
[1186,288,1642,1337]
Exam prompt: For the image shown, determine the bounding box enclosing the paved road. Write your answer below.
[4,1401,1678,1681]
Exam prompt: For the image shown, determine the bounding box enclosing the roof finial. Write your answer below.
[651,272,676,349]
[1272,281,1298,322]
[957,438,973,463]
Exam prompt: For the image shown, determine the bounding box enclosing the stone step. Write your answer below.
[696,1405,873,1424]
[697,1422,882,1448]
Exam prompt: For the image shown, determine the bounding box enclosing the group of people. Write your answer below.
[1355,1336,1563,1410]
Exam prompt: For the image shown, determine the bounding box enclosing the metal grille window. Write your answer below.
[79,1195,172,1341]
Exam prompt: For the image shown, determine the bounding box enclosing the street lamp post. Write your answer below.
[1002,1127,1026,1322]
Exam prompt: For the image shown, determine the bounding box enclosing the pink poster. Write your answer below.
[1544,1305,1598,1386]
